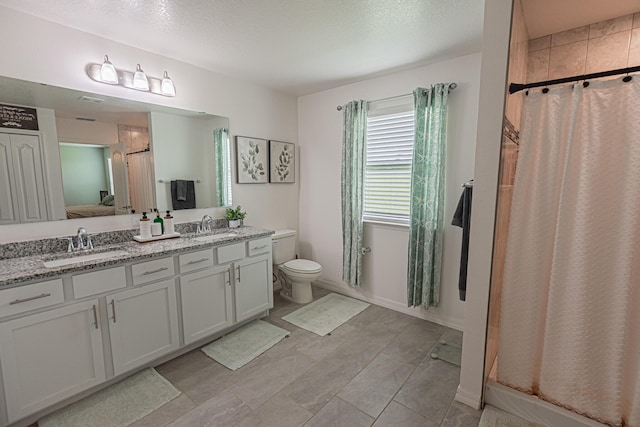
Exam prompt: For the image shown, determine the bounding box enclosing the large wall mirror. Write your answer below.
[0,76,231,225]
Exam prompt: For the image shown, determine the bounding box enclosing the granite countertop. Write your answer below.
[0,226,274,288]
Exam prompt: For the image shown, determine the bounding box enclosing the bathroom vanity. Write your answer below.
[0,227,273,427]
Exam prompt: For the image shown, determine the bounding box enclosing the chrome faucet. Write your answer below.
[75,227,93,250]
[197,215,214,234]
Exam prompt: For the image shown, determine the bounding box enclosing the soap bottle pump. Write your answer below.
[164,210,174,235]
[153,209,164,234]
[139,212,151,239]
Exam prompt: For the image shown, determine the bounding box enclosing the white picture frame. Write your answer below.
[236,136,268,183]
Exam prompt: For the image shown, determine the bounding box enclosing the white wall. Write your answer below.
[150,112,216,211]
[0,6,298,243]
[297,53,482,329]
[456,0,512,410]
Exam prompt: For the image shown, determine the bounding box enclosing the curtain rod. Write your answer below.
[509,65,640,94]
[336,83,457,111]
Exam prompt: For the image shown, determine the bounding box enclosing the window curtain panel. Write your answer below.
[407,84,451,309]
[341,100,368,287]
[213,128,230,207]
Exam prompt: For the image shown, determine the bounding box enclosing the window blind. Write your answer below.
[364,108,414,224]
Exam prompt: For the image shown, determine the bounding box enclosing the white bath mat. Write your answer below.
[39,368,180,427]
[282,293,370,336]
[201,320,290,370]
[479,405,545,427]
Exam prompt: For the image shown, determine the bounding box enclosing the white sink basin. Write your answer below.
[193,233,238,243]
[43,250,129,268]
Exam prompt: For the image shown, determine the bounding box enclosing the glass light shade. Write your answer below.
[132,64,149,91]
[100,55,118,84]
[161,71,176,96]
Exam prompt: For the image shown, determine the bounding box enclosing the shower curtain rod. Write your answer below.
[336,83,457,111]
[509,65,640,94]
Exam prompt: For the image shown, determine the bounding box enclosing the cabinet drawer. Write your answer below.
[131,257,175,286]
[179,249,214,273]
[217,242,246,264]
[73,267,126,299]
[248,237,271,257]
[0,279,64,317]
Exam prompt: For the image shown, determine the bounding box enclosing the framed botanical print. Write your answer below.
[236,136,268,183]
[269,140,295,183]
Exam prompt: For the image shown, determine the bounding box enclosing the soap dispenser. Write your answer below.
[153,209,164,234]
[139,212,151,239]
[164,210,174,235]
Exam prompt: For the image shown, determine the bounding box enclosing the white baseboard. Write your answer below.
[455,385,482,409]
[485,381,607,427]
[314,279,464,330]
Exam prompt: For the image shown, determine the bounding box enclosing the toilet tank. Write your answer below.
[272,229,297,264]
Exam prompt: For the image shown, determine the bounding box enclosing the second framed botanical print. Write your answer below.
[269,140,295,183]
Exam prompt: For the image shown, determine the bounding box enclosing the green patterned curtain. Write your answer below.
[213,128,230,207]
[341,100,368,287]
[407,84,451,308]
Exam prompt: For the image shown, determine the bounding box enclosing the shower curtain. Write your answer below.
[127,152,155,214]
[497,77,640,426]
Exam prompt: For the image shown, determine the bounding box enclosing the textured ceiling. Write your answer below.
[0,0,483,96]
[522,0,640,39]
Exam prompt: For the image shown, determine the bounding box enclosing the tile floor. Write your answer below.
[131,286,482,427]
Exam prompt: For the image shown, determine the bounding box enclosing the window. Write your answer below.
[364,98,415,225]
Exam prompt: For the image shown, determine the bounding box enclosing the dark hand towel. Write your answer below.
[171,180,196,210]
[175,179,188,201]
[452,186,472,301]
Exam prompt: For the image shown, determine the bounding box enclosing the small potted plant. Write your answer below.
[225,205,246,229]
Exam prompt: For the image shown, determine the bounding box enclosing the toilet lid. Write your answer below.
[282,259,322,274]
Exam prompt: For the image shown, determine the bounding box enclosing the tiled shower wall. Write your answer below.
[528,13,640,83]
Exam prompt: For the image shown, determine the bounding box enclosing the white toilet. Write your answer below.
[272,230,322,304]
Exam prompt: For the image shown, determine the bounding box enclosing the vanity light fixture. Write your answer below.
[86,55,176,97]
[132,64,150,91]
[100,55,118,84]
[161,71,176,96]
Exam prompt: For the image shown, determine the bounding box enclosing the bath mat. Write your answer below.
[201,320,290,370]
[282,293,370,336]
[430,340,462,366]
[479,405,544,427]
[39,368,180,427]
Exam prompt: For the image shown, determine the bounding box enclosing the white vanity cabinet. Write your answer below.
[0,232,273,427]
[180,264,233,344]
[234,253,272,322]
[0,299,106,423]
[108,278,179,375]
[217,238,273,323]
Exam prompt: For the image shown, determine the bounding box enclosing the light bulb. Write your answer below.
[161,71,176,96]
[100,55,118,84]
[132,64,149,91]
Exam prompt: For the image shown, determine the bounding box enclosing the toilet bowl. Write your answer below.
[272,230,323,304]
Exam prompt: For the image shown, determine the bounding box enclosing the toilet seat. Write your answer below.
[282,259,322,274]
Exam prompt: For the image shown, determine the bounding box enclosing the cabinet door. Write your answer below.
[180,265,233,345]
[0,300,105,423]
[10,134,48,223]
[108,279,179,376]
[0,134,19,224]
[234,253,272,323]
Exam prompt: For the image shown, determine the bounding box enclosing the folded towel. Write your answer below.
[175,180,188,201]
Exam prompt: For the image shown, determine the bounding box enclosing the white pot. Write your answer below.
[228,220,241,229]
